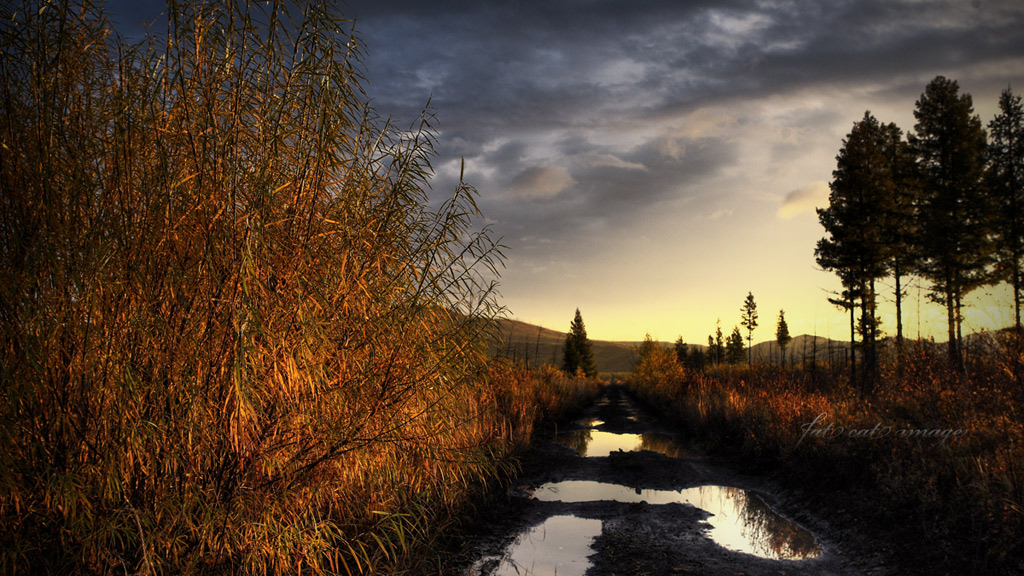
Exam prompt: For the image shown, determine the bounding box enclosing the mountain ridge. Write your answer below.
[492,318,855,374]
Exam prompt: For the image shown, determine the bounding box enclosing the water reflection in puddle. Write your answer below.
[555,429,694,458]
[532,481,821,561]
[474,515,602,576]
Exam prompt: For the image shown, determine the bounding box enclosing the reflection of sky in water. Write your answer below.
[478,515,602,576]
[532,481,821,561]
[555,429,694,458]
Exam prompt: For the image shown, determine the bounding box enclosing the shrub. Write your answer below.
[0,1,519,573]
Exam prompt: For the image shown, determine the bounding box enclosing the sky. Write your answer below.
[105,0,1024,343]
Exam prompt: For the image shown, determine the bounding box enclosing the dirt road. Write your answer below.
[451,385,896,576]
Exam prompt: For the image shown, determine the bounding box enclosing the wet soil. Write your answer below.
[447,384,897,576]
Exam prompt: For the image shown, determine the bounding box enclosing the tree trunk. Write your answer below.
[894,265,904,350]
[950,291,958,354]
[860,285,874,396]
[1014,259,1022,334]
[849,303,856,388]
[946,285,961,370]
[868,277,878,394]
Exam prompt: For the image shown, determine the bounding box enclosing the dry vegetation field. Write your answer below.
[0,1,599,573]
[3,1,1020,574]
[628,334,1024,574]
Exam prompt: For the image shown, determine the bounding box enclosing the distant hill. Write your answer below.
[664,333,851,366]
[491,318,856,375]
[749,334,852,365]
[491,318,639,374]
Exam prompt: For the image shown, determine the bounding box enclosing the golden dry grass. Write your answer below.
[0,1,599,573]
[628,334,1024,573]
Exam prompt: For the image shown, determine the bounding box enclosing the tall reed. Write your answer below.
[0,1,517,573]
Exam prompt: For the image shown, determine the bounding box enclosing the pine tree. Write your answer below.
[687,346,706,373]
[817,111,899,391]
[878,122,919,352]
[707,320,725,366]
[740,292,758,364]
[910,76,993,368]
[726,326,745,365]
[988,87,1024,333]
[562,332,580,375]
[562,309,597,378]
[674,336,689,366]
[776,309,792,366]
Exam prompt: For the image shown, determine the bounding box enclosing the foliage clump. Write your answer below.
[0,1,554,573]
[633,334,686,394]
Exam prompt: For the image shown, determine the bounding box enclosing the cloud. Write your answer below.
[506,166,575,200]
[575,153,647,171]
[95,0,1024,341]
[777,181,829,219]
[709,208,734,221]
[656,137,689,161]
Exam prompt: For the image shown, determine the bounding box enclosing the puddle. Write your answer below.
[473,515,602,576]
[555,429,695,458]
[637,432,694,458]
[532,481,822,561]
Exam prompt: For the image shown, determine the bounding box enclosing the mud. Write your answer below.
[448,385,897,576]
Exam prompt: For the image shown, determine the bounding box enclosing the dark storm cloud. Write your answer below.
[476,131,738,260]
[352,0,1023,113]
[104,0,1024,252]
[336,0,1023,253]
[743,2,1024,94]
[351,0,759,127]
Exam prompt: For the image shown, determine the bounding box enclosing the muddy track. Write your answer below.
[448,384,896,576]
